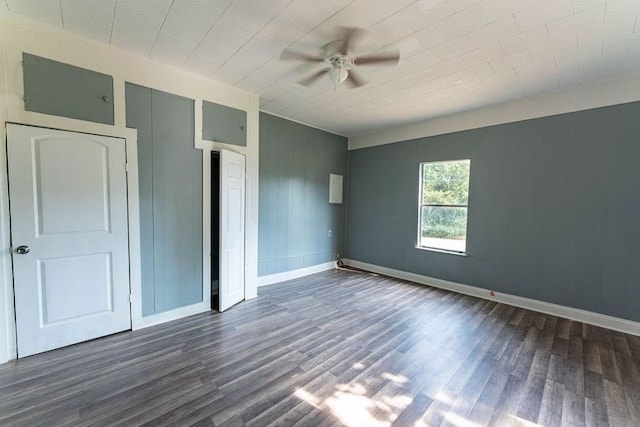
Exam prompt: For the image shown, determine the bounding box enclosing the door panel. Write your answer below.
[38,253,114,324]
[219,149,245,312]
[34,137,111,234]
[7,124,131,357]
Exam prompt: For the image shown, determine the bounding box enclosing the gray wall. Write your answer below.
[346,101,640,322]
[126,83,203,316]
[259,113,348,276]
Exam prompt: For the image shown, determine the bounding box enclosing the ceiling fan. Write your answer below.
[280,27,400,88]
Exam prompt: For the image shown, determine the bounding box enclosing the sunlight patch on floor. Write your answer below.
[294,379,415,427]
[292,376,541,427]
[325,390,389,427]
[434,390,456,405]
[382,373,408,384]
[294,388,321,408]
[381,394,413,409]
[441,412,484,427]
[506,414,542,426]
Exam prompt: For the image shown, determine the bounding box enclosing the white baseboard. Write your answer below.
[258,261,337,287]
[343,259,640,337]
[132,302,210,330]
[0,343,16,364]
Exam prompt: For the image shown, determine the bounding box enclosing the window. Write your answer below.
[418,159,470,254]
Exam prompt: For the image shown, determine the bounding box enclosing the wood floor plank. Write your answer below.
[561,389,585,427]
[0,269,638,426]
[467,370,512,425]
[602,379,632,426]
[537,378,565,426]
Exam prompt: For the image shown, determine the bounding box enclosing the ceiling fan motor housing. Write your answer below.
[329,54,354,70]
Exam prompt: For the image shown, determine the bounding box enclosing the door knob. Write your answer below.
[15,245,30,254]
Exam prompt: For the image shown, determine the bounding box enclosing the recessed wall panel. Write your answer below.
[39,253,113,325]
[202,100,247,146]
[23,53,114,125]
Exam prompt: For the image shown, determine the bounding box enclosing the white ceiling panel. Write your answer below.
[234,0,294,18]
[469,16,521,48]
[60,0,116,44]
[478,0,541,23]
[216,2,270,37]
[370,2,441,35]
[281,0,336,31]
[110,0,174,55]
[460,43,504,67]
[415,5,489,49]
[150,0,226,63]
[499,26,549,55]
[431,35,476,60]
[457,62,495,80]
[7,0,62,27]
[259,14,308,46]
[489,50,533,72]
[514,0,574,31]
[6,0,640,136]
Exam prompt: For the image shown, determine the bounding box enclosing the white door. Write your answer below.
[7,124,131,357]
[219,149,245,312]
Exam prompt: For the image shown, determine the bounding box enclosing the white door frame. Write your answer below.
[199,142,248,311]
[0,107,142,362]
[195,99,257,304]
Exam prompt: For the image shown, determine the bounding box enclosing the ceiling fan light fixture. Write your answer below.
[328,67,349,84]
[280,27,400,89]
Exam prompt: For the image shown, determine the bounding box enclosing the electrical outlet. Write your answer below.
[328,229,332,237]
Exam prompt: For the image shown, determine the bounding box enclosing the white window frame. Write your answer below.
[417,159,470,256]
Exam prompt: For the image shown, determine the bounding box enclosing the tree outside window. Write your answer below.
[418,159,470,253]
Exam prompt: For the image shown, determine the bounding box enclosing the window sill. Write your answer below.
[415,246,469,257]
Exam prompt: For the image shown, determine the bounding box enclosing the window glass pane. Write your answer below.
[420,206,467,252]
[422,160,470,205]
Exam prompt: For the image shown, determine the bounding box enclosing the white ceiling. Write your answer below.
[4,0,640,137]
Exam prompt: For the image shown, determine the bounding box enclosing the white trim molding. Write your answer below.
[132,302,210,330]
[258,261,337,287]
[343,259,640,337]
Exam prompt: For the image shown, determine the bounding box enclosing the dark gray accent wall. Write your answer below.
[202,100,247,146]
[23,53,114,125]
[347,101,640,322]
[126,83,203,316]
[259,113,348,276]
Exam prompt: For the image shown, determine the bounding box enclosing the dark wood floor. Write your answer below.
[1,269,639,426]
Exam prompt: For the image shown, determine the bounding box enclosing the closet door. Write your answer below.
[219,149,245,312]
[8,124,131,357]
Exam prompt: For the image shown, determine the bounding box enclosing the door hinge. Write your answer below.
[125,163,129,172]
[129,294,134,303]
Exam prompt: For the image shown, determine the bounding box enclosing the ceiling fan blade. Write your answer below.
[280,49,325,62]
[345,69,366,88]
[355,51,400,66]
[298,69,328,86]
[337,27,366,55]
